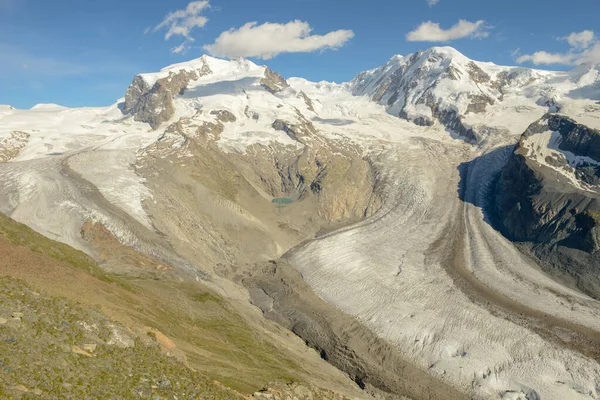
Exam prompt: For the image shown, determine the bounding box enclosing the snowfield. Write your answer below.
[1,48,600,399]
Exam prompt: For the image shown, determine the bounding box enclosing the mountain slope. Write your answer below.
[0,212,366,399]
[1,49,600,399]
[351,46,600,144]
[495,114,600,298]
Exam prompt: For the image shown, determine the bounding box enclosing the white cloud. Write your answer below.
[516,30,599,66]
[578,42,600,64]
[426,0,439,6]
[204,20,354,59]
[406,20,489,42]
[561,30,595,49]
[516,51,575,65]
[151,1,210,53]
[171,43,190,54]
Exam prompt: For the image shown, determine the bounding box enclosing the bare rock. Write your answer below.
[0,131,30,163]
[298,91,316,113]
[9,384,29,393]
[261,68,289,94]
[122,62,212,129]
[71,345,94,357]
[210,109,237,123]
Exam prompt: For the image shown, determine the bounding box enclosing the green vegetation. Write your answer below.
[190,291,223,304]
[131,280,305,394]
[0,277,244,400]
[0,212,309,396]
[584,210,600,226]
[0,213,133,292]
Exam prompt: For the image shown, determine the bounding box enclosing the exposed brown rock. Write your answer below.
[261,67,289,94]
[81,220,173,274]
[0,131,30,162]
[122,62,212,129]
[210,109,237,123]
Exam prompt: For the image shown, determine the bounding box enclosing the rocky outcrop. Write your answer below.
[260,67,289,94]
[351,48,505,143]
[548,114,600,162]
[495,116,600,248]
[122,75,150,114]
[210,109,236,123]
[494,115,600,297]
[0,131,29,162]
[298,91,316,113]
[122,64,212,129]
[272,118,316,143]
[269,115,381,221]
[252,383,361,400]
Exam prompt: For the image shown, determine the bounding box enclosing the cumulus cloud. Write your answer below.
[516,30,599,66]
[171,43,190,54]
[426,0,439,6]
[516,51,575,65]
[578,42,600,64]
[150,1,210,54]
[561,30,595,49]
[406,20,489,42]
[204,20,354,59]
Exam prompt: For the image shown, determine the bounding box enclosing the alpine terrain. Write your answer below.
[1,46,600,399]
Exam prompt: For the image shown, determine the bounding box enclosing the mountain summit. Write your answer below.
[352,46,599,142]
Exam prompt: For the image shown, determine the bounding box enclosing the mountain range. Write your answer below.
[1,46,600,400]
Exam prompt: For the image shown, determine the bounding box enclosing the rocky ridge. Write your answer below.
[494,114,600,298]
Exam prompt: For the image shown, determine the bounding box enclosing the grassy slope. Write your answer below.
[0,213,311,396]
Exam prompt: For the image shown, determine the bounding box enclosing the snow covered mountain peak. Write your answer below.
[0,105,15,116]
[29,103,69,111]
[137,55,265,89]
[119,54,295,130]
[350,46,600,142]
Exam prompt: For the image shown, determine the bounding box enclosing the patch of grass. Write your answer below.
[0,277,245,400]
[0,213,134,293]
[0,213,310,396]
[131,280,306,394]
[190,291,223,304]
[585,210,600,225]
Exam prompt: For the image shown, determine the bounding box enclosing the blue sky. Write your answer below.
[1,0,598,109]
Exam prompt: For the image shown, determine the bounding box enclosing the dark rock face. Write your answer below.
[548,114,600,162]
[493,115,600,298]
[466,61,491,83]
[271,116,317,144]
[122,76,150,115]
[353,50,501,143]
[210,110,236,123]
[260,68,289,94]
[495,115,600,249]
[298,91,315,113]
[122,64,212,129]
[576,164,600,185]
[272,119,300,142]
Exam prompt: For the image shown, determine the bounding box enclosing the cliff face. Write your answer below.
[122,63,212,129]
[494,114,600,297]
[549,114,600,162]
